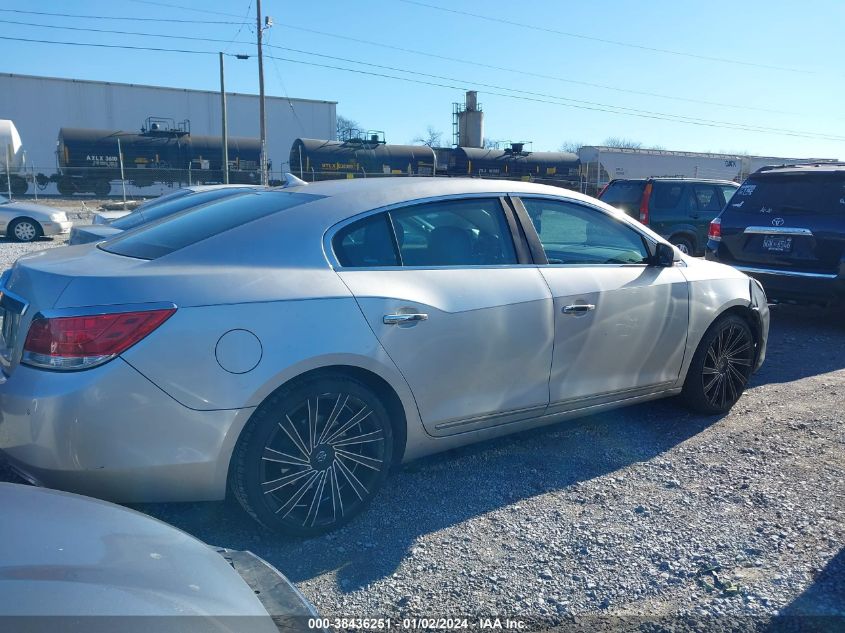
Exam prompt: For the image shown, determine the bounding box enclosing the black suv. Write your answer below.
[705,164,845,305]
[599,178,738,256]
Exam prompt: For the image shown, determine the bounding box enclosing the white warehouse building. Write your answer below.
[0,73,336,194]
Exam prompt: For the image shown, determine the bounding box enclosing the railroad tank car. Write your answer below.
[289,136,437,181]
[450,144,581,188]
[54,118,261,195]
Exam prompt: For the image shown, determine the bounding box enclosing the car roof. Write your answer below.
[272,177,605,223]
[752,163,845,176]
[607,178,739,185]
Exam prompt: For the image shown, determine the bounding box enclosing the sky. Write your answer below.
[1,0,843,158]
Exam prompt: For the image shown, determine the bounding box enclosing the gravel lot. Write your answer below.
[0,220,842,631]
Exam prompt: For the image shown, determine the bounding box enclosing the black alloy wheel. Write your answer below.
[232,374,393,536]
[683,314,754,414]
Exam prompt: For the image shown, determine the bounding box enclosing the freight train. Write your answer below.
[289,134,581,189]
[47,118,262,196]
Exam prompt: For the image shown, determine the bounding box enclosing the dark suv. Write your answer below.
[705,164,845,305]
[599,178,739,255]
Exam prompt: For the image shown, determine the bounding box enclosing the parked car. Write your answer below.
[0,482,319,632]
[599,178,739,255]
[0,195,72,242]
[0,178,769,536]
[706,163,845,305]
[70,185,262,245]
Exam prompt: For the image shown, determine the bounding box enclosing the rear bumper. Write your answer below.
[706,248,845,304]
[0,358,250,503]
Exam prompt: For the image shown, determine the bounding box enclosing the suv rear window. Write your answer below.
[599,181,645,212]
[100,191,319,259]
[733,174,845,215]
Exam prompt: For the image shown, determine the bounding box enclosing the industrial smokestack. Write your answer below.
[457,91,484,148]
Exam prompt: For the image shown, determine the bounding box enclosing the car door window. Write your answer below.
[522,198,649,265]
[389,198,517,267]
[652,183,685,211]
[333,213,400,267]
[694,185,722,214]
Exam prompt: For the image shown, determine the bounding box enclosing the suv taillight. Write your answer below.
[708,217,722,242]
[23,307,175,370]
[639,182,653,224]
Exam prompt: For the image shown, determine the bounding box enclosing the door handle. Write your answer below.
[562,304,596,314]
[383,313,428,325]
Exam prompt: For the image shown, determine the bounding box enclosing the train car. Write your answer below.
[54,118,261,195]
[451,144,581,188]
[290,134,437,181]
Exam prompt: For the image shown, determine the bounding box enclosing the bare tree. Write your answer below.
[482,138,500,149]
[558,140,583,153]
[336,115,360,140]
[412,125,443,148]
[602,137,643,149]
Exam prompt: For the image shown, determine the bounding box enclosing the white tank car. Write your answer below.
[0,120,24,173]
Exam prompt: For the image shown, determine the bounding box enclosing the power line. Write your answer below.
[0,34,216,55]
[2,17,817,134]
[398,0,812,75]
[275,24,801,117]
[0,7,248,25]
[125,0,247,19]
[222,1,254,54]
[3,34,842,142]
[0,18,252,48]
[263,54,845,143]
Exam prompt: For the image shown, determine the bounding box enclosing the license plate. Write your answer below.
[762,235,792,252]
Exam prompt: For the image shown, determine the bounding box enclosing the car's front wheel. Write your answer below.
[9,218,42,243]
[231,374,394,536]
[682,314,754,413]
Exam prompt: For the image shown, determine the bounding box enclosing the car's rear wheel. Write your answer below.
[9,218,42,243]
[231,374,393,536]
[671,235,694,255]
[682,314,754,414]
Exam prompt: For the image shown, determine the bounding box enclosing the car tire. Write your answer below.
[671,235,694,255]
[231,373,394,536]
[8,218,42,243]
[682,314,754,414]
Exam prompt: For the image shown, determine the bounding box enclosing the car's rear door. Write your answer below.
[333,196,554,437]
[718,173,845,275]
[513,196,689,412]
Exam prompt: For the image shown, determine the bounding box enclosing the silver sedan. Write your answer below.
[0,178,769,536]
[0,195,71,241]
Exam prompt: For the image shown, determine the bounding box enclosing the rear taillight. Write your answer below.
[597,183,609,198]
[639,182,653,224]
[708,217,722,242]
[22,307,175,370]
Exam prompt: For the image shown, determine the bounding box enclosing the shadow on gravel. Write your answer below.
[750,304,845,386]
[767,547,845,632]
[135,397,723,592]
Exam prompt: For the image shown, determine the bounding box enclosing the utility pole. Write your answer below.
[219,52,229,184]
[256,0,268,186]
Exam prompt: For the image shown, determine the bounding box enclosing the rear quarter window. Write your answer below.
[100,191,319,259]
[599,182,645,212]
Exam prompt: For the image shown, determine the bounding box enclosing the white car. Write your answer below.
[0,195,71,242]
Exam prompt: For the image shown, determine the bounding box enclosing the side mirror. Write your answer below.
[653,242,677,267]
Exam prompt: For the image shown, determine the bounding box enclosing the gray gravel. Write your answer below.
[0,232,842,631]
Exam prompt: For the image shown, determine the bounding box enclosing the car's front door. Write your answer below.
[514,196,690,414]
[333,196,554,436]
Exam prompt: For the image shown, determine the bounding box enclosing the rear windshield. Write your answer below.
[599,181,645,212]
[100,191,319,259]
[112,188,254,231]
[731,174,845,215]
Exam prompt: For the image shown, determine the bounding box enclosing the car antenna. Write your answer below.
[282,173,307,188]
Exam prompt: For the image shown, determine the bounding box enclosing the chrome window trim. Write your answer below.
[323,192,524,271]
[34,301,179,320]
[742,226,814,236]
[735,266,838,280]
